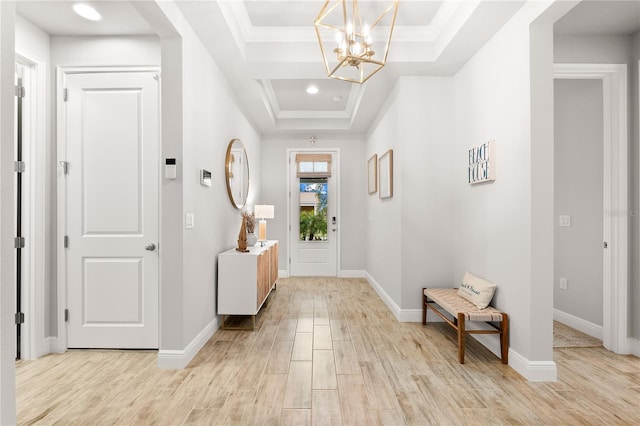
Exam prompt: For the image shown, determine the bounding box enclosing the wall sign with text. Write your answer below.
[468,140,496,185]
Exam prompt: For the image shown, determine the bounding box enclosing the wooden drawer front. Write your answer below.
[257,251,270,308]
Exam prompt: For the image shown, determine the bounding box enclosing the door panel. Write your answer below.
[83,258,142,324]
[64,71,158,349]
[82,90,142,234]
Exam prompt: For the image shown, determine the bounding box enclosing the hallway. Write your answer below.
[17,278,640,425]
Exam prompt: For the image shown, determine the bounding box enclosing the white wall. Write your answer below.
[365,88,402,305]
[261,134,366,275]
[451,8,537,362]
[553,79,604,326]
[51,35,160,66]
[179,24,261,349]
[398,78,454,309]
[365,77,454,316]
[554,34,632,64]
[140,2,261,363]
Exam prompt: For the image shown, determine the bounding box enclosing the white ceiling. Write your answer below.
[175,0,526,135]
[16,1,154,36]
[15,0,640,136]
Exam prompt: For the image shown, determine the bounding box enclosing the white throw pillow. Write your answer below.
[457,272,496,309]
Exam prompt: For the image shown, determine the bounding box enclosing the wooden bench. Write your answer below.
[422,288,509,364]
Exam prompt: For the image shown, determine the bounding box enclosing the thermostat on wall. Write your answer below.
[200,169,212,187]
[165,158,177,180]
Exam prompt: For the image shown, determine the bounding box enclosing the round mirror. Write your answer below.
[225,138,250,209]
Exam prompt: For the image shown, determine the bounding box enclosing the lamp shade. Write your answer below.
[254,205,274,220]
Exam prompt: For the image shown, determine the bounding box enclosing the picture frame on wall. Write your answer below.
[379,149,393,199]
[468,140,496,184]
[368,154,378,194]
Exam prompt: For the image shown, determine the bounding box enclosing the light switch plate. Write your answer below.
[559,215,571,227]
[186,213,195,229]
[559,277,568,290]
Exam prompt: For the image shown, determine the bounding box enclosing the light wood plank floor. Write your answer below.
[17,277,640,425]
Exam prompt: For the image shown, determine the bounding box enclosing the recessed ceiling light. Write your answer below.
[72,2,102,21]
[306,86,319,95]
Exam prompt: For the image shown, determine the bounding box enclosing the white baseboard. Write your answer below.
[157,317,218,369]
[365,272,401,320]
[470,328,557,381]
[630,338,640,357]
[44,336,61,355]
[553,309,602,340]
[338,270,366,278]
[278,269,289,278]
[508,349,558,381]
[364,272,442,323]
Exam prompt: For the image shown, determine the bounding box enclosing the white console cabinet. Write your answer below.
[217,240,278,329]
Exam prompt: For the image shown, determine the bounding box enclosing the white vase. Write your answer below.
[246,232,258,247]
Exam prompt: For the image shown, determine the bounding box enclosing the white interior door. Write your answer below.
[289,151,338,276]
[63,70,159,348]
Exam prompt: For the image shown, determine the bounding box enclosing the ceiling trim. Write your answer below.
[219,0,482,57]
[257,78,365,122]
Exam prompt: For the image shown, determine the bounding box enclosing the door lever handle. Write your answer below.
[145,243,156,251]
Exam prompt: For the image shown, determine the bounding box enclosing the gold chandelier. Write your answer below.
[314,0,399,84]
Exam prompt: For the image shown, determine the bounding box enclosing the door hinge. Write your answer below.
[14,237,25,249]
[14,85,25,98]
[14,161,25,173]
[604,241,608,249]
[289,258,291,264]
[63,88,68,102]
[64,309,69,322]
[59,161,68,174]
[15,312,25,325]
[64,235,69,248]
[289,224,291,231]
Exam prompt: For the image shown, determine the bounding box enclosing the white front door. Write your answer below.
[62,70,159,348]
[289,151,338,276]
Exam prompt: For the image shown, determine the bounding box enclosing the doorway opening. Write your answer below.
[553,63,629,354]
[13,52,47,361]
[15,65,25,359]
[288,150,339,277]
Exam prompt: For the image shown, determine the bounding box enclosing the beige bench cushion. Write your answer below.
[424,288,503,322]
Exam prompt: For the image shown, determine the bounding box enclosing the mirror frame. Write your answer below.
[225,138,250,209]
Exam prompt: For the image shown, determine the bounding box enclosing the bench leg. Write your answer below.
[422,289,427,325]
[500,313,509,364]
[457,312,466,364]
